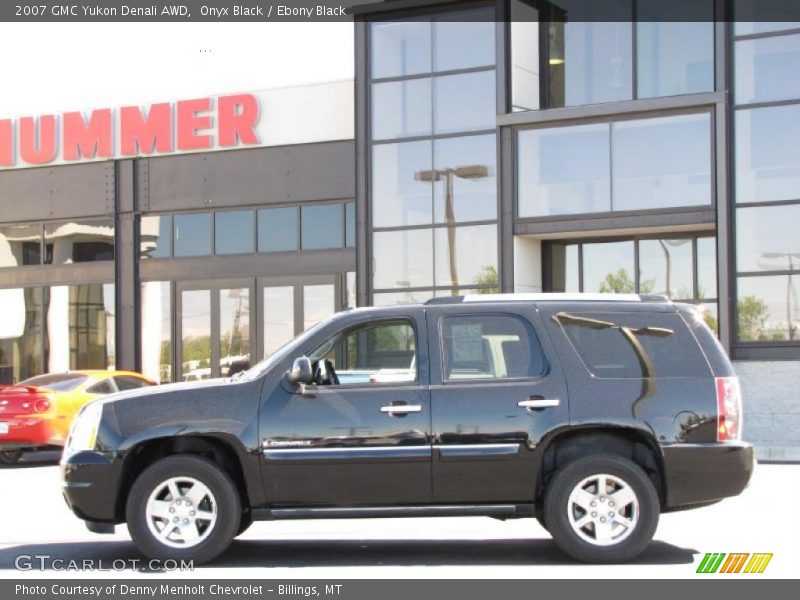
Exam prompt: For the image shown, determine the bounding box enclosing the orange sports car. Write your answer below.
[0,370,156,464]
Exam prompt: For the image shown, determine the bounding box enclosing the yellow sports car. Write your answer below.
[0,370,156,464]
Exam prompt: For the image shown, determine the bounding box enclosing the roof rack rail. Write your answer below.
[424,293,671,305]
[423,296,465,305]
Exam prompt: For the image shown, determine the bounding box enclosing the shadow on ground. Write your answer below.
[0,538,696,571]
[0,451,60,469]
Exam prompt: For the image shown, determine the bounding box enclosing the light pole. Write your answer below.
[415,164,490,291]
[761,252,800,340]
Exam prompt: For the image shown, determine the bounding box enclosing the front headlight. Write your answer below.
[63,400,104,460]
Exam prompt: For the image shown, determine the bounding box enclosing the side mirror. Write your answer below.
[287,356,313,386]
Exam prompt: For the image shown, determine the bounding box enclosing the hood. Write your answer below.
[101,377,236,405]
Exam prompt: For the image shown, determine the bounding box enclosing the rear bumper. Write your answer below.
[662,441,754,509]
[61,450,122,523]
[0,416,62,449]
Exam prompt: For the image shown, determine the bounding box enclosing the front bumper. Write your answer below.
[61,450,122,523]
[662,441,754,509]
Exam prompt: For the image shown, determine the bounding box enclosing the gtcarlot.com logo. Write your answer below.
[696,553,773,574]
[14,554,193,572]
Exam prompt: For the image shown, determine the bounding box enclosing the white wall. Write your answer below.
[514,236,543,293]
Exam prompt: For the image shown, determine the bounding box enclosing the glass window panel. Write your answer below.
[612,113,712,211]
[548,243,580,293]
[698,302,719,334]
[44,219,115,264]
[140,281,171,384]
[736,205,800,272]
[258,207,298,253]
[434,224,497,288]
[510,2,540,112]
[173,213,211,257]
[301,204,343,250]
[0,287,44,383]
[215,210,254,255]
[733,1,800,34]
[345,202,356,248]
[548,20,633,108]
[371,78,432,140]
[734,22,800,35]
[0,223,41,267]
[373,290,434,306]
[140,215,171,259]
[735,105,800,204]
[303,284,335,330]
[181,289,211,380]
[371,140,433,228]
[67,284,115,370]
[434,10,495,71]
[371,20,431,79]
[434,71,496,134]
[697,237,718,300]
[264,286,295,356]
[582,241,635,293]
[636,0,714,99]
[220,288,250,376]
[517,123,611,217]
[736,34,800,104]
[737,275,800,341]
[373,229,434,289]
[638,239,695,298]
[433,134,497,223]
[345,271,357,309]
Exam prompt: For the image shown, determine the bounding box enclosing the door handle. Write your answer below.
[380,404,422,414]
[517,398,560,409]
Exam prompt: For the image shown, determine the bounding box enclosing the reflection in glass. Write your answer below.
[434,12,495,72]
[303,284,335,330]
[0,287,44,384]
[372,229,434,290]
[434,71,496,134]
[637,0,713,99]
[699,302,719,334]
[302,204,343,250]
[45,219,115,264]
[345,271,356,309]
[372,141,433,228]
[735,34,800,104]
[434,224,497,289]
[215,210,254,255]
[141,281,171,383]
[140,215,171,259]
[517,123,611,217]
[181,289,211,380]
[638,239,694,298]
[510,1,540,112]
[371,20,431,79]
[220,288,250,376]
[68,284,115,370]
[549,243,580,293]
[264,286,295,356]
[696,237,718,299]
[0,223,41,268]
[736,105,800,204]
[373,290,433,306]
[738,275,799,341]
[548,20,633,108]
[737,205,800,272]
[258,207,298,253]
[371,78,431,140]
[432,135,497,223]
[345,203,356,248]
[612,113,711,211]
[174,213,211,257]
[582,241,635,293]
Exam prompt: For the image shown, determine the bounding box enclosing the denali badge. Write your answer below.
[263,440,313,448]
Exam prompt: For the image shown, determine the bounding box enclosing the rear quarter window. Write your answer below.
[555,311,710,379]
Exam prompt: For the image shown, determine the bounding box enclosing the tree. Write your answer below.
[473,265,499,294]
[737,295,770,341]
[597,268,654,294]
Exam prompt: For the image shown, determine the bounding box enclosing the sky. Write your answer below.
[0,22,354,117]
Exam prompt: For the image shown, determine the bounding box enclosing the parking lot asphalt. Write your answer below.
[0,452,796,579]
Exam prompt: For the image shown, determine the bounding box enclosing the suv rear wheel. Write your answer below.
[126,455,241,564]
[543,454,659,563]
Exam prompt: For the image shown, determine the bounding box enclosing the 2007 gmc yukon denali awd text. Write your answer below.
[60,293,753,564]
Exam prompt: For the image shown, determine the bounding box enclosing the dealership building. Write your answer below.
[0,1,798,459]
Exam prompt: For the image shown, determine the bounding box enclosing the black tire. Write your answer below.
[126,455,241,564]
[0,450,23,465]
[536,514,549,532]
[236,512,253,537]
[543,454,659,563]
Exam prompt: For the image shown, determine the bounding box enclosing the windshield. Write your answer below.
[20,373,88,392]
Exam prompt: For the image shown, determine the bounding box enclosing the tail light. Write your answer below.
[34,398,51,412]
[716,376,742,442]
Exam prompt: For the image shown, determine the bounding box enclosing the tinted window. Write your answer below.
[301,204,343,250]
[86,379,115,394]
[345,203,356,248]
[258,207,298,253]
[215,210,254,255]
[114,375,152,391]
[20,373,87,391]
[441,314,545,381]
[44,219,115,264]
[557,312,710,378]
[173,213,211,257]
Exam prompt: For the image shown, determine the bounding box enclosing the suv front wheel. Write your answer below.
[543,454,659,563]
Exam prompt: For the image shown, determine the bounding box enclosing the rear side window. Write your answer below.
[555,312,710,378]
[441,314,546,381]
[114,376,153,391]
[86,379,116,394]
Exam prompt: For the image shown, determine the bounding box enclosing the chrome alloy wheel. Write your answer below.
[567,473,639,546]
[145,476,217,548]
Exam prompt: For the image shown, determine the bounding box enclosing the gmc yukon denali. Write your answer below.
[60,294,753,564]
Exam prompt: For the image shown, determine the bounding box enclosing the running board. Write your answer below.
[252,504,537,521]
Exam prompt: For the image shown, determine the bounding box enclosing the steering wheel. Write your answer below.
[324,359,340,386]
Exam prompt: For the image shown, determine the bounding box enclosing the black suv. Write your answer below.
[61,294,753,564]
